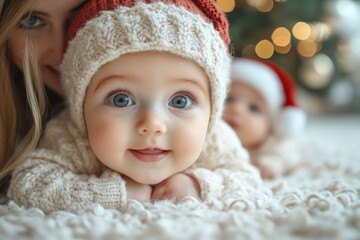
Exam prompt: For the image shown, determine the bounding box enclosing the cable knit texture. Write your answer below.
[7,1,261,213]
[66,0,230,47]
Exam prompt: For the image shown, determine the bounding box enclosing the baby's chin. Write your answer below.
[130,174,169,185]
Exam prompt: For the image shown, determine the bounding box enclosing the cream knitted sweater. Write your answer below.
[8,110,261,213]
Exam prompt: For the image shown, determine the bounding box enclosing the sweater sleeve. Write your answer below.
[7,111,127,213]
[185,120,262,202]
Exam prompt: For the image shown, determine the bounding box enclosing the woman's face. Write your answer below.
[7,0,87,97]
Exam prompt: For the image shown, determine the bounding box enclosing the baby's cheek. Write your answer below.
[178,123,207,164]
[87,117,120,159]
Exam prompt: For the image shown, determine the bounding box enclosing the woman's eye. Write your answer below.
[108,93,134,108]
[20,15,43,29]
[169,95,193,109]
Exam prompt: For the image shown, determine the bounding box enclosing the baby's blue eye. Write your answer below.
[20,15,42,28]
[108,93,134,108]
[169,95,192,109]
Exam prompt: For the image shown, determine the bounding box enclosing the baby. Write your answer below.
[8,0,260,213]
[223,58,306,179]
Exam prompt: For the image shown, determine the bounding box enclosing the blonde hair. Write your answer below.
[0,0,46,189]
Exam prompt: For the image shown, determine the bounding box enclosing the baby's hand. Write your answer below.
[151,173,201,201]
[254,160,280,180]
[123,175,152,203]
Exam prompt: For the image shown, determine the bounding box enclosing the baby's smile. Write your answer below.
[129,148,171,163]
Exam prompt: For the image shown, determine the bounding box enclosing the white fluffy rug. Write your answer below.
[1,114,359,240]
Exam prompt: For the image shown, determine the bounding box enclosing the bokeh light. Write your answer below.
[216,0,235,13]
[309,22,333,41]
[299,54,335,89]
[247,0,273,12]
[274,42,291,54]
[297,40,318,57]
[272,27,291,47]
[255,40,274,59]
[292,22,312,40]
[328,79,354,106]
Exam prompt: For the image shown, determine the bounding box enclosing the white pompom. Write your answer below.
[274,107,307,137]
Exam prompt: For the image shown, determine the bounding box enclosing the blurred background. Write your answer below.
[216,0,360,115]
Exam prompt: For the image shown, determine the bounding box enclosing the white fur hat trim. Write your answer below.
[231,58,284,116]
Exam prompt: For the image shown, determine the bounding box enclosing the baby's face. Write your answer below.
[223,81,271,149]
[83,51,211,184]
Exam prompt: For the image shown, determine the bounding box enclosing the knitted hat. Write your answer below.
[231,58,306,137]
[61,0,231,137]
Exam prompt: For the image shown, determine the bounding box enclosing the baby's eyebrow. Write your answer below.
[174,77,209,96]
[93,75,128,92]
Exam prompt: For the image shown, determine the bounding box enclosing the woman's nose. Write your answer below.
[47,24,65,64]
[136,111,167,136]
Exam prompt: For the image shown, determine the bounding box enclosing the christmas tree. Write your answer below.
[216,0,360,113]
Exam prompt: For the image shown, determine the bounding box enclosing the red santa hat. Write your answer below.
[231,58,307,137]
